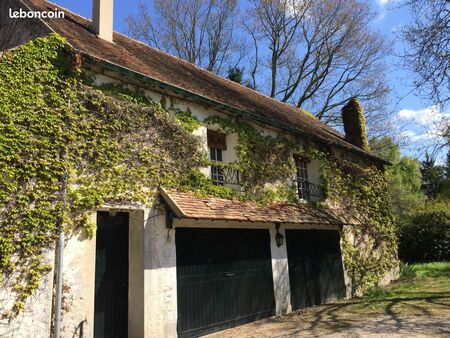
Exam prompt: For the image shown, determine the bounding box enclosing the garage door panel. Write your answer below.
[288,258,316,308]
[316,230,346,303]
[318,254,345,302]
[286,229,345,310]
[176,228,275,337]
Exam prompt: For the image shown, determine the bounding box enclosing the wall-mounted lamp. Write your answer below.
[275,223,284,247]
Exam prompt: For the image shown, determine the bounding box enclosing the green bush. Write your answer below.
[398,201,450,262]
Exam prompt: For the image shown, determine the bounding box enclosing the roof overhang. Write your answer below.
[159,188,361,226]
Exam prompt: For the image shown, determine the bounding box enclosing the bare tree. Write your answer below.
[244,0,390,127]
[400,0,449,108]
[126,0,241,73]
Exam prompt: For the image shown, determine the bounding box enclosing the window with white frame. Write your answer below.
[207,130,226,185]
[295,157,310,200]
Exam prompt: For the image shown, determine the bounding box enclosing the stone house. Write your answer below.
[0,0,396,337]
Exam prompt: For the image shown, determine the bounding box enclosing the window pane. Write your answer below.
[216,149,222,162]
[210,148,216,161]
[210,147,224,185]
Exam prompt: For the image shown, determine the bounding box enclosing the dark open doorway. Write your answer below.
[94,212,129,338]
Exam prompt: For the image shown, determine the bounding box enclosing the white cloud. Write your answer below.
[377,0,390,5]
[398,105,448,125]
[374,0,401,20]
[396,105,450,159]
[399,130,433,142]
[376,0,399,7]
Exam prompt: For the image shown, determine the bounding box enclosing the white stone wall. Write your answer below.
[269,224,292,315]
[143,208,177,338]
[0,250,54,338]
[129,210,145,338]
[60,215,97,338]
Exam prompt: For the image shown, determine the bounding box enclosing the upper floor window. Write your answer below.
[208,130,226,185]
[295,156,324,201]
[295,157,310,200]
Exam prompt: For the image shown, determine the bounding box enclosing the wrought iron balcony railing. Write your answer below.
[210,165,324,201]
[210,164,242,186]
[296,178,324,201]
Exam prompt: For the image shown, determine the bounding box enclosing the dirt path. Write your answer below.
[206,301,450,337]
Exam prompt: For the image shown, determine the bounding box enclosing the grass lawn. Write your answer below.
[343,261,450,317]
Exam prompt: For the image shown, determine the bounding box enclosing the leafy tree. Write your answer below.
[398,200,450,262]
[370,137,425,220]
[420,152,445,198]
[446,150,450,179]
[437,150,450,199]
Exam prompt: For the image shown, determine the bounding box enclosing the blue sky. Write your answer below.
[49,0,448,162]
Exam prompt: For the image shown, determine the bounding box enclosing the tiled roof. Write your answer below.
[7,0,388,164]
[160,188,360,225]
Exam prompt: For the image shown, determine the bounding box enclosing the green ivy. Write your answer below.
[0,34,206,317]
[342,97,370,151]
[330,160,398,295]
[173,108,202,132]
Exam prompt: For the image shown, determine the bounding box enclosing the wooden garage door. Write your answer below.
[176,228,275,337]
[286,229,345,310]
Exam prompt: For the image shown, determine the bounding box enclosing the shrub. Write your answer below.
[398,201,450,262]
[398,262,416,282]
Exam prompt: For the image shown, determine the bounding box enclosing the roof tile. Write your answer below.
[161,189,360,225]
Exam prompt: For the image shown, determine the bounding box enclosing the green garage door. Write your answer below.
[176,228,275,337]
[286,229,345,310]
[94,212,129,338]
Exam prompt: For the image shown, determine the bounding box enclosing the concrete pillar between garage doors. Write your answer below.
[269,224,292,315]
[143,207,178,338]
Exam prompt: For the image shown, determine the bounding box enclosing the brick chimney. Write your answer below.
[92,0,114,42]
[341,97,370,151]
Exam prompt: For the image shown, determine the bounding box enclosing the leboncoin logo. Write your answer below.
[9,8,65,19]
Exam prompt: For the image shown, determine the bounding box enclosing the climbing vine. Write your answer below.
[342,97,370,151]
[0,34,205,317]
[329,160,398,295]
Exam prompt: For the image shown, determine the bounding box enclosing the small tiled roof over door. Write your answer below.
[160,188,360,225]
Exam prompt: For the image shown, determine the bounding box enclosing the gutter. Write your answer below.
[79,53,390,166]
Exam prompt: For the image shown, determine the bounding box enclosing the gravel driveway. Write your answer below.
[206,301,450,337]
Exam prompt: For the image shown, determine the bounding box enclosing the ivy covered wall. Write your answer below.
[0,34,397,318]
[0,34,206,318]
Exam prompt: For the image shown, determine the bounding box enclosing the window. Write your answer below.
[295,157,310,200]
[210,147,224,185]
[207,130,227,185]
